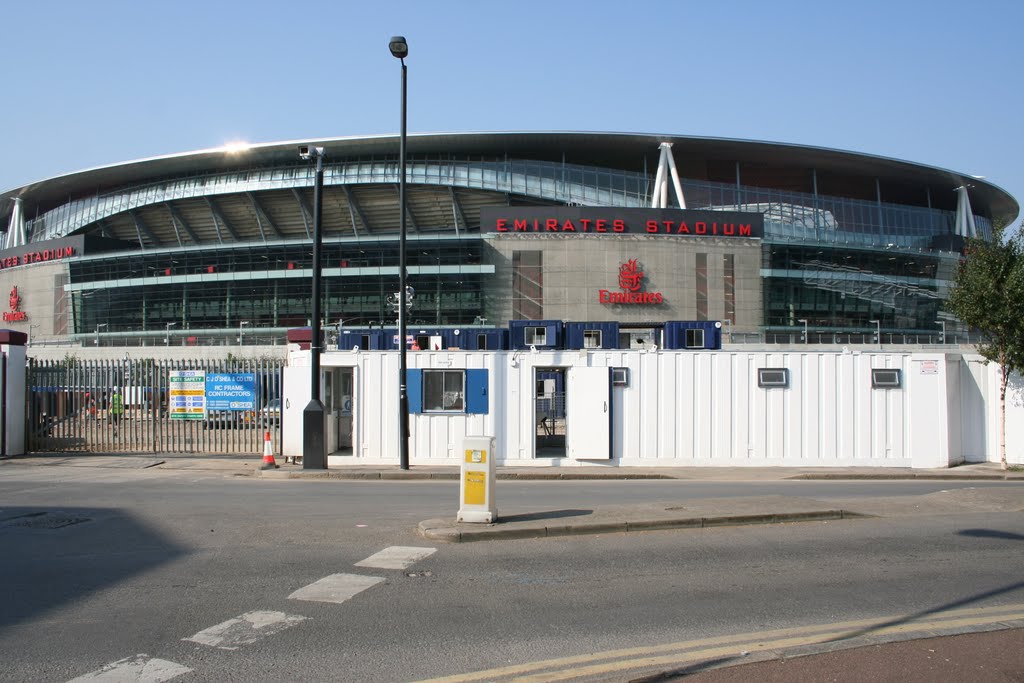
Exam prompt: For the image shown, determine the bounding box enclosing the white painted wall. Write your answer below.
[280,346,1019,469]
[3,343,26,456]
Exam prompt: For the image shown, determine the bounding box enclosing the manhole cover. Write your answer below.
[3,512,91,530]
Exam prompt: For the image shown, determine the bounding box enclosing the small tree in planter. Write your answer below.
[947,224,1024,469]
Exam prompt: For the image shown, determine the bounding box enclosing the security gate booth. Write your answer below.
[282,364,356,459]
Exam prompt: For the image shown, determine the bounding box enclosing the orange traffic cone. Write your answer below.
[260,431,279,469]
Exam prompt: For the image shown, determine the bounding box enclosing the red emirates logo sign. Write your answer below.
[599,260,664,305]
[3,286,27,322]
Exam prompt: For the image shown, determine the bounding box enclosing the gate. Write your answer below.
[27,357,284,455]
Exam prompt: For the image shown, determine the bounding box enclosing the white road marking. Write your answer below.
[288,572,385,604]
[66,654,191,682]
[355,546,437,570]
[183,610,308,650]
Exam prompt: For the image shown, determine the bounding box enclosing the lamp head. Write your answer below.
[389,35,408,59]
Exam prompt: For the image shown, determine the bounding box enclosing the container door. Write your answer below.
[566,366,611,459]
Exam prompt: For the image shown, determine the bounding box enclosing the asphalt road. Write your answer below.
[1,465,1022,682]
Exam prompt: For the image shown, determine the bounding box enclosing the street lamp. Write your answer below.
[869,319,881,348]
[238,320,250,346]
[28,323,39,346]
[165,321,176,346]
[390,35,411,470]
[300,144,327,470]
[937,320,946,345]
[94,322,107,346]
[797,318,808,344]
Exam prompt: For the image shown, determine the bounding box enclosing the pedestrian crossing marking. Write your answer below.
[183,610,308,650]
[66,654,191,682]
[355,546,437,570]
[288,572,385,604]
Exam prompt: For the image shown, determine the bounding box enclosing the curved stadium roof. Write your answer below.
[1,132,1017,248]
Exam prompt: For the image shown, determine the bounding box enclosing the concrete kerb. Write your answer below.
[417,508,874,543]
[253,462,1023,482]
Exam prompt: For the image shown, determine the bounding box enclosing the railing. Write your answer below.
[27,357,284,455]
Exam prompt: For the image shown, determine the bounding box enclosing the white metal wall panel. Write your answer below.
[641,352,662,460]
[854,355,873,461]
[695,355,714,461]
[803,354,820,461]
[294,348,997,469]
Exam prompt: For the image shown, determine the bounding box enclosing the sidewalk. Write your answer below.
[6,454,1022,481]
[674,627,1024,683]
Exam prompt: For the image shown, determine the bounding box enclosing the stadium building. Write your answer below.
[0,132,1016,349]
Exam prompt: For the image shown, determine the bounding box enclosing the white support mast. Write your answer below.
[650,142,686,209]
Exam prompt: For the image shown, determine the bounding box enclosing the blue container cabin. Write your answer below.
[663,321,722,350]
[509,320,564,350]
[565,322,620,350]
[337,328,391,350]
[408,328,448,351]
[452,327,508,350]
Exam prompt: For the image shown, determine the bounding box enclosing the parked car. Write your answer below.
[259,398,281,424]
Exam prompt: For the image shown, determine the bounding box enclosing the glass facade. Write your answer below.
[69,238,487,336]
[762,243,953,333]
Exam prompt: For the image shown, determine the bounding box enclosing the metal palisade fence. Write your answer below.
[28,357,284,455]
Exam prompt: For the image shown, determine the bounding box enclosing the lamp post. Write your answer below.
[797,318,808,344]
[870,319,881,348]
[937,320,946,345]
[238,320,250,347]
[390,35,411,470]
[94,322,107,346]
[165,321,176,346]
[300,144,327,470]
[28,323,39,346]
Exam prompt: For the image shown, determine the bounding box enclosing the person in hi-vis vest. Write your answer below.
[109,389,124,433]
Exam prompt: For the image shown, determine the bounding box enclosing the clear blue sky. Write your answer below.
[3,0,1023,228]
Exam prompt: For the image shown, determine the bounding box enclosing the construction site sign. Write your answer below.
[170,370,206,420]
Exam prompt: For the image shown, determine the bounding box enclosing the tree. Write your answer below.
[947,224,1024,470]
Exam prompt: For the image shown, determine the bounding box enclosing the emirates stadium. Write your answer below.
[0,132,1016,349]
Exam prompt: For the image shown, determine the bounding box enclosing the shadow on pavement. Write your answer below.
[0,506,186,632]
[499,509,593,523]
[958,528,1024,541]
[825,579,1024,646]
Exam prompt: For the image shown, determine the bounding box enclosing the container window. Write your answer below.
[758,368,790,388]
[526,326,547,346]
[423,370,465,412]
[685,328,705,348]
[871,369,902,388]
[583,330,602,348]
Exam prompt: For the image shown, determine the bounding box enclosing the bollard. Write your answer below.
[458,436,496,523]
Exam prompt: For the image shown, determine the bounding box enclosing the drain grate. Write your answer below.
[2,512,92,530]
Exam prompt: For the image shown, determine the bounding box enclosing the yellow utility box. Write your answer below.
[458,436,497,523]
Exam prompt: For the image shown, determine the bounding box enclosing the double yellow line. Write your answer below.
[417,603,1024,683]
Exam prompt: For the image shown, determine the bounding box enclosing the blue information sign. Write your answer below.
[205,373,257,411]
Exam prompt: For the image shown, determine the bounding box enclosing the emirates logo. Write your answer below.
[600,260,664,305]
[3,286,26,322]
[618,260,644,292]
